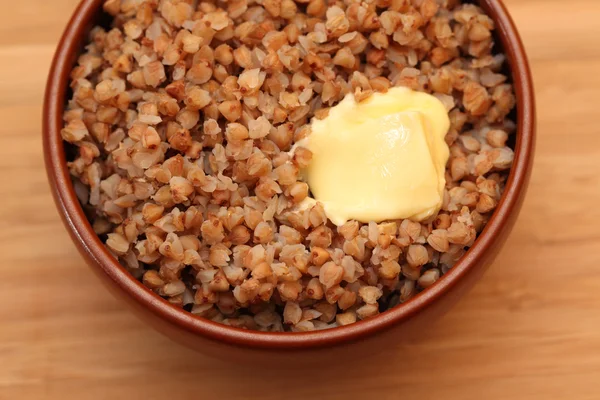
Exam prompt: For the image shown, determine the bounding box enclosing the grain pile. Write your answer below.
[62,0,516,331]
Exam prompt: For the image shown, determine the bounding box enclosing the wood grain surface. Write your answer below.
[1,0,599,398]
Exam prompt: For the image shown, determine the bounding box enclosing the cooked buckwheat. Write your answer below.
[63,0,516,331]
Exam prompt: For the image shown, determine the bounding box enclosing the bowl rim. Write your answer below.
[43,0,535,350]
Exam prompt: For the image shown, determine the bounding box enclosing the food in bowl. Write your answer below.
[61,0,516,332]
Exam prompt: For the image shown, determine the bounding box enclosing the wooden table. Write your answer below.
[2,0,599,398]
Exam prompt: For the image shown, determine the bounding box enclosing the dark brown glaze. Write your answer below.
[43,0,535,352]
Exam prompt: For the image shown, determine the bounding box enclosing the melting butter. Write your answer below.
[297,87,450,226]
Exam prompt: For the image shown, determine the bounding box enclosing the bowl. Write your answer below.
[43,0,535,356]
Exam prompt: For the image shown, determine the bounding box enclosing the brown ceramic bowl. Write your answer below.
[43,0,535,356]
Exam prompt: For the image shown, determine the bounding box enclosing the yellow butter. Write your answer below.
[297,87,450,226]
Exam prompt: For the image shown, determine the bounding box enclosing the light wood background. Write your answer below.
[1,0,599,398]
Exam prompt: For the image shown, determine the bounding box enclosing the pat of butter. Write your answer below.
[297,87,450,226]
